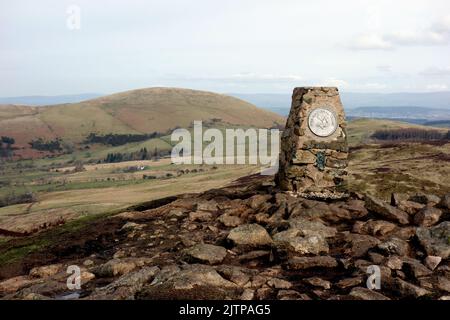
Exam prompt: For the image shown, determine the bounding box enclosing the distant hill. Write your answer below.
[0,88,284,158]
[0,93,102,106]
[230,91,450,115]
[346,106,450,121]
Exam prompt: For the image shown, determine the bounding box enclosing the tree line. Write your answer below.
[29,138,63,152]
[0,136,15,158]
[371,128,450,141]
[84,132,165,147]
[104,147,170,163]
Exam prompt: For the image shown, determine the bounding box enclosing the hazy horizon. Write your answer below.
[1,0,450,96]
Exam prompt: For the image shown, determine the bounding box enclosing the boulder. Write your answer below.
[438,194,450,210]
[227,224,273,247]
[91,266,160,300]
[189,211,213,222]
[285,256,338,270]
[378,237,410,256]
[352,220,396,237]
[288,218,337,238]
[183,243,227,265]
[437,276,450,293]
[388,278,431,298]
[216,265,251,287]
[365,195,410,225]
[304,277,331,290]
[248,194,272,210]
[344,233,381,258]
[137,264,238,299]
[267,278,293,289]
[218,214,242,227]
[349,287,390,300]
[416,221,450,259]
[29,264,63,278]
[277,290,311,300]
[424,256,442,270]
[397,200,425,215]
[93,258,149,278]
[0,276,35,294]
[414,207,442,227]
[401,258,432,279]
[409,193,441,206]
[274,229,329,255]
[336,277,363,289]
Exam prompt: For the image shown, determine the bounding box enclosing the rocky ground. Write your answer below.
[0,174,449,300]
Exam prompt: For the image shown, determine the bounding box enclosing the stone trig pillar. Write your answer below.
[277,87,348,199]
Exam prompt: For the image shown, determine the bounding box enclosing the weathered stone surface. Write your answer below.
[416,222,450,259]
[388,278,431,298]
[353,219,396,236]
[240,289,255,300]
[437,276,450,293]
[277,290,310,300]
[273,229,329,255]
[189,211,213,222]
[402,258,432,279]
[378,237,410,256]
[197,200,219,212]
[93,258,149,278]
[137,264,238,299]
[91,266,160,300]
[121,222,144,232]
[184,244,227,265]
[227,224,273,247]
[285,256,338,270]
[216,265,251,287]
[424,256,442,270]
[349,287,390,300]
[397,200,425,215]
[288,218,337,238]
[0,276,35,294]
[218,214,242,227]
[438,193,450,210]
[267,278,292,289]
[277,87,348,197]
[248,194,272,210]
[344,233,381,258]
[365,195,410,225]
[29,264,62,278]
[409,194,441,206]
[304,277,331,289]
[414,207,442,227]
[336,277,363,289]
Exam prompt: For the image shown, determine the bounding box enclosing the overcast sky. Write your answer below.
[1,0,450,96]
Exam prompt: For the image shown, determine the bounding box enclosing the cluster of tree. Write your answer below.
[371,128,450,141]
[84,132,164,146]
[104,147,169,163]
[29,138,63,152]
[0,192,36,208]
[0,136,15,158]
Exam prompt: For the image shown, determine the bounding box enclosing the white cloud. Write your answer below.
[420,67,450,76]
[164,73,304,83]
[362,83,387,90]
[376,65,392,73]
[349,15,450,50]
[348,33,392,50]
[426,84,448,91]
[317,78,349,88]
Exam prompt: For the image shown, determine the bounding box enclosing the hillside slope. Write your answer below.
[0,88,284,158]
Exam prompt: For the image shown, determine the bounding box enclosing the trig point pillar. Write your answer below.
[277,87,348,199]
